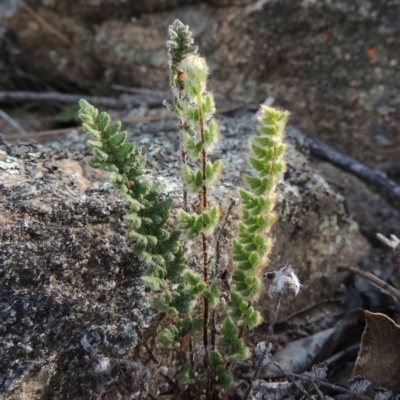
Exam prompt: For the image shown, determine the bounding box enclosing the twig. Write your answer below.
[21,1,83,52]
[133,326,178,390]
[337,265,400,300]
[323,343,360,366]
[215,200,236,273]
[309,375,325,400]
[376,233,400,269]
[272,362,313,400]
[291,127,400,204]
[0,109,27,135]
[287,372,371,400]
[376,233,400,250]
[212,201,235,351]
[112,84,169,98]
[211,308,216,350]
[95,388,107,400]
[0,91,164,109]
[148,394,159,400]
[243,293,282,400]
[3,115,176,141]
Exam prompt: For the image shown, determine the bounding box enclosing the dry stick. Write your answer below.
[133,327,178,391]
[21,1,84,52]
[377,233,400,270]
[287,372,372,400]
[272,362,313,400]
[215,200,236,273]
[3,101,242,142]
[0,91,164,109]
[309,376,325,400]
[3,115,175,141]
[295,129,400,204]
[323,343,359,366]
[337,265,400,300]
[0,91,244,112]
[112,84,169,98]
[0,109,27,135]
[211,200,236,350]
[243,293,282,400]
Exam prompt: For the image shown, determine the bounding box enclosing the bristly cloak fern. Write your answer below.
[78,99,186,291]
[228,105,289,327]
[78,18,293,397]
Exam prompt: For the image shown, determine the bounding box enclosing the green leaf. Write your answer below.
[158,326,180,348]
[177,364,199,385]
[209,350,234,390]
[103,121,121,139]
[186,271,201,286]
[275,144,287,158]
[249,157,269,174]
[202,92,216,118]
[219,317,238,344]
[178,316,203,336]
[194,170,203,188]
[123,212,141,228]
[182,165,195,187]
[243,308,262,328]
[251,143,270,159]
[88,159,118,172]
[272,161,286,175]
[96,111,110,131]
[152,294,179,317]
[253,135,275,148]
[118,142,135,158]
[232,269,247,283]
[141,274,167,291]
[87,140,103,149]
[236,276,261,298]
[83,123,101,140]
[124,194,144,211]
[202,205,220,235]
[204,160,223,186]
[218,317,250,361]
[126,230,149,245]
[204,119,218,148]
[109,131,127,147]
[183,102,199,123]
[171,288,196,313]
[202,282,220,308]
[93,148,108,161]
[183,131,202,159]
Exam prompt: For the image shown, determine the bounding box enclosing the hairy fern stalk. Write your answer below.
[78,18,292,399]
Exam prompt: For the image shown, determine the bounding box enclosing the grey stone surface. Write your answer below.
[0,115,369,398]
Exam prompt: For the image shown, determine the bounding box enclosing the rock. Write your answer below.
[0,114,369,398]
[2,0,400,172]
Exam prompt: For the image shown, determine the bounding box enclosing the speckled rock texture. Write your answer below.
[0,115,369,399]
[2,0,400,171]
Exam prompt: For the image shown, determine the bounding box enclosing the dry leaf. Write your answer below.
[353,310,400,393]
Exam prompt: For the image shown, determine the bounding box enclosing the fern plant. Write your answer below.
[78,19,297,400]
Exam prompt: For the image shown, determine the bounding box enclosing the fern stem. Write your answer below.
[197,91,210,353]
[178,90,189,212]
[243,293,282,400]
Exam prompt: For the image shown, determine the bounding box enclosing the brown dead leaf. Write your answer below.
[353,310,400,393]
